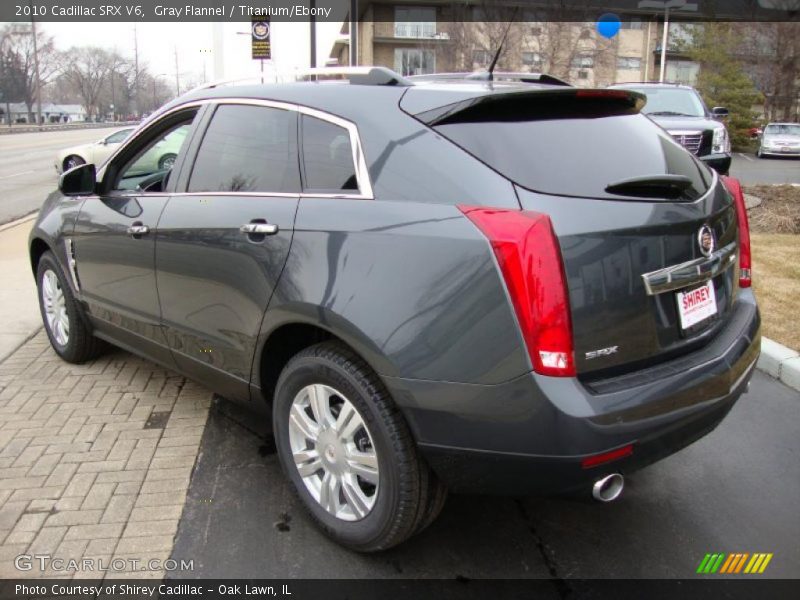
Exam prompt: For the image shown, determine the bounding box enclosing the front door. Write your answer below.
[72,109,200,366]
[156,103,300,401]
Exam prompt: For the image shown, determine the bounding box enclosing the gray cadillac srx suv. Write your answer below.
[29,68,759,551]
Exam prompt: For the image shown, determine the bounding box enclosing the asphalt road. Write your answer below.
[731,153,800,185]
[0,127,118,225]
[171,370,799,584]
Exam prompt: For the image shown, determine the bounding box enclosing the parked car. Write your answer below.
[609,82,732,174]
[757,122,800,158]
[55,127,186,175]
[54,128,134,173]
[30,68,759,551]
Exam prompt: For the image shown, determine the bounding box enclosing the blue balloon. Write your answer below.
[596,13,621,39]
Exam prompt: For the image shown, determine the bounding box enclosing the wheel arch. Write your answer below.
[29,236,52,276]
[254,310,398,409]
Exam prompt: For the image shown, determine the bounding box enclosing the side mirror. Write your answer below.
[59,163,96,196]
[712,106,729,118]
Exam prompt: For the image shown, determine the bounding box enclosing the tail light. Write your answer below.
[458,206,575,377]
[721,176,752,288]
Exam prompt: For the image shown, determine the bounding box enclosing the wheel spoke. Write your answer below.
[318,471,340,514]
[307,384,333,428]
[335,400,363,442]
[341,474,370,519]
[347,449,379,484]
[293,448,322,478]
[289,404,319,441]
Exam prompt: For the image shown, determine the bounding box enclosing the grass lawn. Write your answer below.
[750,233,800,350]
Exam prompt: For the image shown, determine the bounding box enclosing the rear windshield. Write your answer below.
[430,96,713,201]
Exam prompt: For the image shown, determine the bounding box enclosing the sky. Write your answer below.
[38,21,343,88]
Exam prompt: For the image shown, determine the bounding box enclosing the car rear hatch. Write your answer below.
[404,87,741,377]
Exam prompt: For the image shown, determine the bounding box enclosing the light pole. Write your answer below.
[638,0,697,82]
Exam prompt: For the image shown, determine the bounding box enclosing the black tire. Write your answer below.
[36,251,105,363]
[158,153,177,170]
[273,341,438,551]
[63,155,85,171]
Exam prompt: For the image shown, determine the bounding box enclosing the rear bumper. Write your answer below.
[385,290,760,495]
[699,152,732,174]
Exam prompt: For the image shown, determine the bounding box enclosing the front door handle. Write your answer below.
[127,223,149,237]
[240,222,279,235]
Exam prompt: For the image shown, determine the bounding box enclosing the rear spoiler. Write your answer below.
[414,88,647,126]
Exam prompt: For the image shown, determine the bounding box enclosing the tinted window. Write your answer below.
[620,86,706,117]
[301,116,357,191]
[188,105,299,193]
[432,96,712,201]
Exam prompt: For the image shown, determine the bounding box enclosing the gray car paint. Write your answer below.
[28,79,760,495]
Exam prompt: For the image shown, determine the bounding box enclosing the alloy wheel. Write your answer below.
[41,269,69,346]
[288,383,379,521]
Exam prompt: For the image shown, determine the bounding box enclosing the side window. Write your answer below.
[114,119,194,192]
[188,104,299,193]
[301,115,358,192]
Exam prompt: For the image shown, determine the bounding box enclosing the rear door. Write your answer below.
[416,89,739,376]
[156,102,300,401]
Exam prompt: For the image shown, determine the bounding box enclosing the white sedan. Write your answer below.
[757,123,800,158]
[54,128,134,174]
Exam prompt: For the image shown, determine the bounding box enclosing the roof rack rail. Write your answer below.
[409,71,571,87]
[185,67,411,94]
[292,66,412,86]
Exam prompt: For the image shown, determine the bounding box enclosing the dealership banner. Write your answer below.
[3,0,800,22]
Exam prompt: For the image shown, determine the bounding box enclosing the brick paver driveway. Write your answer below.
[0,333,210,579]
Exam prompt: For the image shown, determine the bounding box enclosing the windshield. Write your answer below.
[622,87,706,118]
[764,124,800,136]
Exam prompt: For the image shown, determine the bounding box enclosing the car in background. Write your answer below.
[55,128,134,173]
[609,82,732,175]
[55,126,186,175]
[757,123,800,158]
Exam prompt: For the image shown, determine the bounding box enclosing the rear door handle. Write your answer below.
[240,222,279,235]
[127,223,149,237]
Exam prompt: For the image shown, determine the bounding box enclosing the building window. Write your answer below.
[570,55,594,68]
[473,49,491,66]
[530,26,542,36]
[617,57,642,70]
[577,70,589,80]
[620,18,643,30]
[395,48,436,76]
[522,51,542,68]
[394,6,436,38]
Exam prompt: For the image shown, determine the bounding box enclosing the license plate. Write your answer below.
[676,281,717,329]
[781,147,793,153]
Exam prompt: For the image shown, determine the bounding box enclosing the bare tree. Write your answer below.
[61,47,120,120]
[0,24,60,122]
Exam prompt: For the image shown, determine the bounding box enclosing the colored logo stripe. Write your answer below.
[698,553,773,574]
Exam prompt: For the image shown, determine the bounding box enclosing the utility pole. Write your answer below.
[349,0,358,66]
[133,24,140,117]
[174,46,180,95]
[659,7,669,82]
[29,0,42,126]
[310,0,317,68]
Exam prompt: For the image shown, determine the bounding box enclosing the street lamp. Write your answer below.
[638,0,698,82]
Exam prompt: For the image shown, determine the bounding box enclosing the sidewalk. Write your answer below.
[0,219,211,579]
[0,217,41,363]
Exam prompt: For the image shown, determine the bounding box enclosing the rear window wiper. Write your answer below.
[605,174,695,199]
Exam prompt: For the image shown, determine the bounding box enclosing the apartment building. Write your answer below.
[330,1,686,87]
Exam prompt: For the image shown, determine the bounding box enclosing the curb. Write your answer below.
[758,337,800,392]
[0,211,38,232]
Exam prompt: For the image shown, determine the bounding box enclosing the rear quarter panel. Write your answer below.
[259,199,530,385]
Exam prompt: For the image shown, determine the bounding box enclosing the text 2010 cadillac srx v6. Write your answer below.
[29,68,759,551]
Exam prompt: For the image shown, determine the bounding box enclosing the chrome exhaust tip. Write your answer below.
[592,473,624,503]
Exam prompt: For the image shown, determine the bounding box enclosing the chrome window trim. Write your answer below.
[97,97,374,200]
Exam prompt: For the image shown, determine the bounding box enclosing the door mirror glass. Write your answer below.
[712,106,729,118]
[59,163,96,196]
